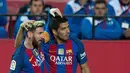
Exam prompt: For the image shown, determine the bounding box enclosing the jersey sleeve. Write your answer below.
[75,38,88,65]
[9,47,24,73]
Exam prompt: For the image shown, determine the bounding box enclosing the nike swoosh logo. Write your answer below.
[49,50,56,53]
[29,55,34,61]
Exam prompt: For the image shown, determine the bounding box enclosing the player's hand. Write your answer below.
[20,20,35,31]
[49,8,63,18]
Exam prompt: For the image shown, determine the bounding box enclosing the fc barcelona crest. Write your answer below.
[66,49,73,55]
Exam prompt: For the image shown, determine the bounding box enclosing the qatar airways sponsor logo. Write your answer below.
[50,55,73,65]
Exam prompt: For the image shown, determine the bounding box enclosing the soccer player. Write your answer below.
[42,15,90,73]
[9,21,46,73]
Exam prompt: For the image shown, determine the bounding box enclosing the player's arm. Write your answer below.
[15,20,35,48]
[76,39,90,73]
[9,48,23,73]
[80,62,90,73]
[15,26,24,48]
[9,59,22,73]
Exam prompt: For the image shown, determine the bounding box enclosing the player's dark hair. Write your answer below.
[49,16,68,31]
[29,0,44,6]
[94,0,107,7]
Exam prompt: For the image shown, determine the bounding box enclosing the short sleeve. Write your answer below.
[76,39,88,65]
[9,47,24,73]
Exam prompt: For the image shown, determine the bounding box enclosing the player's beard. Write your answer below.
[32,37,41,49]
[56,35,67,43]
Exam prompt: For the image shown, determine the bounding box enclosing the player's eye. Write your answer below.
[38,32,43,35]
[62,27,66,30]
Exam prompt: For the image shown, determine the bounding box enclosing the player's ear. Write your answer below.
[52,29,57,36]
[27,31,33,39]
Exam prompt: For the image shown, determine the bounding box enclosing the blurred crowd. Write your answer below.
[0,0,130,40]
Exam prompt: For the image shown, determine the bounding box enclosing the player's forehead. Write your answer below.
[35,27,44,32]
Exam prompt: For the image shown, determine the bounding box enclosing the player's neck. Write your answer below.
[24,38,33,49]
[56,40,64,45]
[55,37,66,45]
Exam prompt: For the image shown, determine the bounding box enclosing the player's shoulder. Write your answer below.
[70,35,84,48]
[12,45,26,58]
[42,43,50,50]
[10,45,25,71]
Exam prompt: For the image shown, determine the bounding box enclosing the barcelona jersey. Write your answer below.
[9,42,46,73]
[43,37,88,73]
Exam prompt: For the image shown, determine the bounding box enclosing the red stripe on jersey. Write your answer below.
[26,49,42,73]
[65,40,74,73]
[43,61,48,73]
[49,44,57,73]
[38,49,47,73]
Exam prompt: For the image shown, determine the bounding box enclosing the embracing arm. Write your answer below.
[15,27,24,48]
[80,62,90,73]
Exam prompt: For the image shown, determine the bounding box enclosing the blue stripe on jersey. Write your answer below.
[72,41,78,73]
[40,62,44,73]
[57,66,66,73]
[40,49,45,73]
[42,44,50,72]
[57,44,66,73]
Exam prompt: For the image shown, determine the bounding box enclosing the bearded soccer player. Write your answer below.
[9,21,46,73]
[42,16,90,73]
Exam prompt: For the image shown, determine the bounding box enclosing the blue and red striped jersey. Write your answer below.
[9,42,46,73]
[43,37,88,73]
